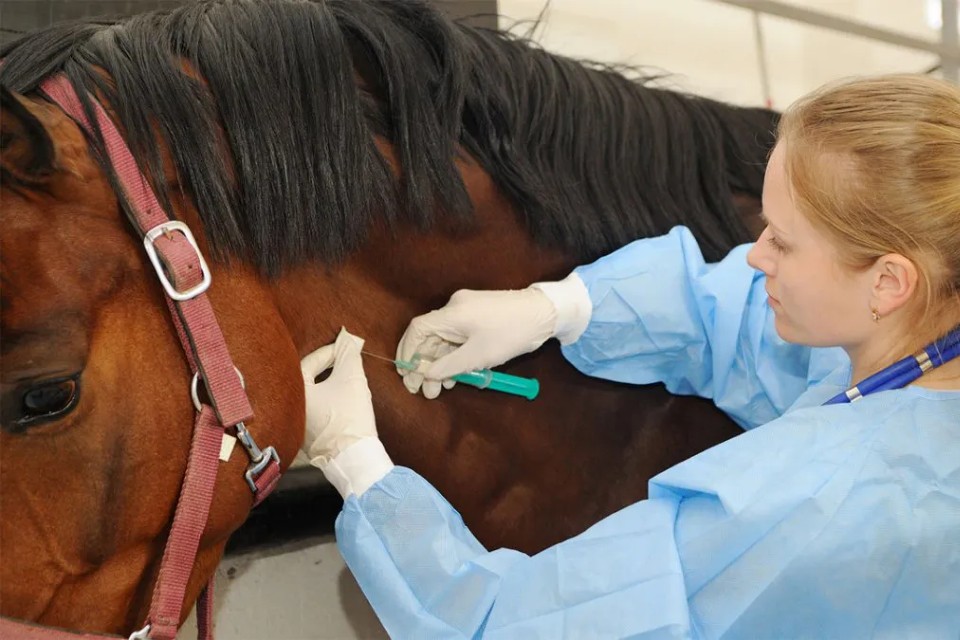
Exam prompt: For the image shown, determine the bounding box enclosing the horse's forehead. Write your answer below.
[0,225,92,353]
[0,188,138,340]
[2,190,122,264]
[1,112,149,372]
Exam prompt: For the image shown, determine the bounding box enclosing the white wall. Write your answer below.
[498,0,941,109]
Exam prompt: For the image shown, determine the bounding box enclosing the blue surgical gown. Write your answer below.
[335,227,960,639]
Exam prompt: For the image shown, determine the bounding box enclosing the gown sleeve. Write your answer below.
[336,465,691,639]
[561,226,846,428]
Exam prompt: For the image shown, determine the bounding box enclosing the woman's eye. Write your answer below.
[767,236,787,254]
[18,375,81,427]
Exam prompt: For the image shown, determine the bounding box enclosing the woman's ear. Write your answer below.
[1,86,56,184]
[871,253,919,316]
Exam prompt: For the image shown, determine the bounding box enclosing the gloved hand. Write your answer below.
[396,287,560,399]
[301,328,377,467]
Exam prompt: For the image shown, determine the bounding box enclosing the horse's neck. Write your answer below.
[269,165,574,357]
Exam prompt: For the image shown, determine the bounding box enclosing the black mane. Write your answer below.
[0,0,776,273]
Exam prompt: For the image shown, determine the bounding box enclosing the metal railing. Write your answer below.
[712,0,960,83]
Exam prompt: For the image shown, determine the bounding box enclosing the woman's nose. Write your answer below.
[747,229,774,275]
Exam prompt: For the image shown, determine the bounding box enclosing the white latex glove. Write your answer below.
[301,328,377,467]
[396,287,560,399]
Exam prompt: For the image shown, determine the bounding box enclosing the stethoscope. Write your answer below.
[824,325,960,405]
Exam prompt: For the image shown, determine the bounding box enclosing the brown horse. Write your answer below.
[0,0,775,636]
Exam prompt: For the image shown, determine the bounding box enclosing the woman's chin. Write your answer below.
[773,312,799,343]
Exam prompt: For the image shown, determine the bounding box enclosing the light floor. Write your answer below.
[179,535,388,640]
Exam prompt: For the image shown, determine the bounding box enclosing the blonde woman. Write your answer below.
[302,75,960,638]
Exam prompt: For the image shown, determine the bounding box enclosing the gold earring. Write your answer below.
[871,308,880,323]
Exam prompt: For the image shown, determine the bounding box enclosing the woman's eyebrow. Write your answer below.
[759,211,789,237]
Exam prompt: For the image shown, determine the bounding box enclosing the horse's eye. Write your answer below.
[19,375,81,426]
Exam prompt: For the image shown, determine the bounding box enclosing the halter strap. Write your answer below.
[0,75,282,640]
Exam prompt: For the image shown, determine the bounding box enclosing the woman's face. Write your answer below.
[747,143,876,348]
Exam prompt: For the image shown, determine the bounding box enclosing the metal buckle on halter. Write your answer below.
[236,421,280,493]
[189,368,277,492]
[128,624,151,640]
[143,221,212,301]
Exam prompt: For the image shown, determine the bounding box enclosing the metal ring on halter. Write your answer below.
[191,367,245,413]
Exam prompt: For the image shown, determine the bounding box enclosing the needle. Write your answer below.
[360,350,397,365]
[361,350,420,372]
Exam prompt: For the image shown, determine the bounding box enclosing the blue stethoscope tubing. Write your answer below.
[824,325,960,405]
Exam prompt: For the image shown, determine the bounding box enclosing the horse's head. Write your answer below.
[0,86,302,634]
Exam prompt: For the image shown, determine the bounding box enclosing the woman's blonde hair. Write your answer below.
[778,74,960,344]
